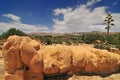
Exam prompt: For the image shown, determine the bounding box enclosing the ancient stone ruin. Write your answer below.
[2,35,120,80]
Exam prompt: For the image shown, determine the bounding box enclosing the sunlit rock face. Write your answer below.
[2,35,120,80]
[2,35,43,80]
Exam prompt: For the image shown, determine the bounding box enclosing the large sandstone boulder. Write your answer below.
[2,36,23,74]
[2,35,120,80]
[41,45,120,75]
[2,35,43,80]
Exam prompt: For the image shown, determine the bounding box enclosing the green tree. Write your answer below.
[0,28,27,39]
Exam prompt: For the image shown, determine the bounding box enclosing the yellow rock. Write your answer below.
[2,35,120,80]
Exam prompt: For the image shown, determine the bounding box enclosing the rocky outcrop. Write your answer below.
[110,48,120,55]
[2,35,120,80]
[2,36,43,80]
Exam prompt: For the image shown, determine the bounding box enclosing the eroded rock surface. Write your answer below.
[2,35,120,80]
[67,73,120,80]
[2,35,43,80]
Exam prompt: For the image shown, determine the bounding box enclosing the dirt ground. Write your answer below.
[67,74,120,80]
[0,50,4,80]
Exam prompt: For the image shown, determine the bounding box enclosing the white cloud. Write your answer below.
[86,0,101,6]
[0,22,50,33]
[53,7,72,16]
[0,13,50,34]
[112,2,118,6]
[3,14,21,23]
[52,0,120,33]
[110,13,120,32]
[53,3,107,33]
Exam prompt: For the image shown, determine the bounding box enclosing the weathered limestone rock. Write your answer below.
[94,40,101,44]
[110,48,120,55]
[41,45,72,75]
[2,35,43,80]
[2,36,23,74]
[41,45,120,75]
[2,35,120,80]
[29,40,40,50]
[5,73,23,80]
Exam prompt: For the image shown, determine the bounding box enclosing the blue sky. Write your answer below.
[0,0,120,33]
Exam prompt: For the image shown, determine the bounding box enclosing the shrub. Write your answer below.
[84,33,105,44]
[106,35,116,44]
[37,36,53,45]
[94,44,111,51]
[111,33,120,49]
[0,28,27,39]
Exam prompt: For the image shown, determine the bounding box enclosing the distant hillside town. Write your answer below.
[28,31,119,36]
